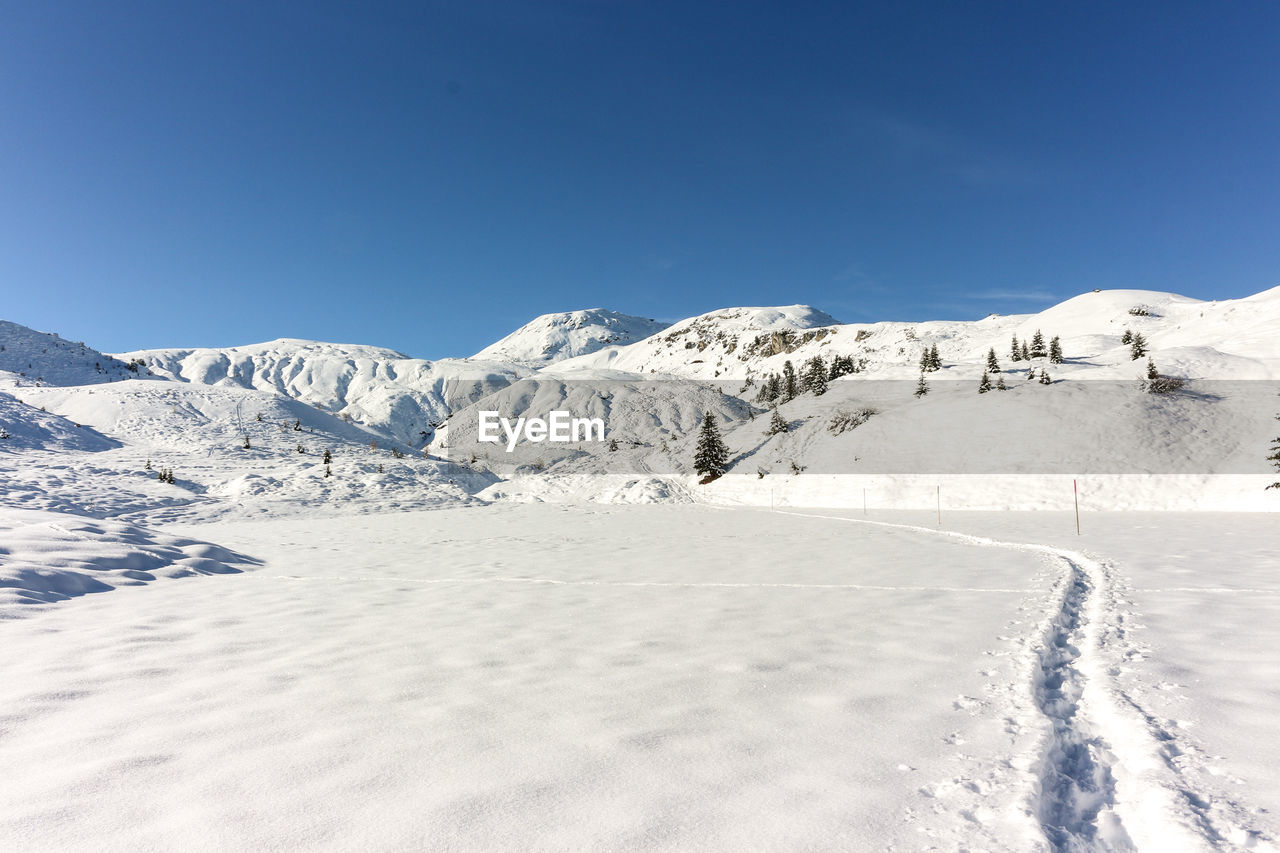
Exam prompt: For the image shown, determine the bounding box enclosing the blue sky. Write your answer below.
[2,1,1278,359]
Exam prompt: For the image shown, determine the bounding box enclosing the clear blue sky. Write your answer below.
[2,2,1278,359]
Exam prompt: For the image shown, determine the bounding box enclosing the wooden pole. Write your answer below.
[1073,479,1081,535]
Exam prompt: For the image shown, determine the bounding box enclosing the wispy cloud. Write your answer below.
[962,289,1059,302]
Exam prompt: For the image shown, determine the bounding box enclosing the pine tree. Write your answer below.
[805,356,828,395]
[242,435,251,450]
[929,344,941,371]
[1121,329,1133,345]
[694,411,729,479]
[1146,357,1159,380]
[323,448,332,465]
[996,375,1008,391]
[144,459,152,470]
[978,371,992,394]
[1039,368,1051,385]
[608,438,619,452]
[766,408,788,435]
[782,361,798,401]
[1010,334,1021,362]
[986,348,1000,372]
[1049,336,1063,364]
[1130,332,1148,360]
[919,350,932,373]
[1021,341,1031,361]
[293,419,302,431]
[914,372,929,398]
[1267,416,1279,490]
[1030,330,1047,358]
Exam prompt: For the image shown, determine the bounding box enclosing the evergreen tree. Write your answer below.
[322,448,332,465]
[694,411,729,479]
[242,435,251,450]
[1021,341,1031,361]
[1030,330,1047,358]
[919,350,932,373]
[1130,333,1148,360]
[986,348,1000,372]
[1267,415,1279,490]
[929,344,941,371]
[766,408,788,435]
[1039,368,1052,385]
[1121,329,1134,345]
[1146,357,1159,381]
[914,372,929,398]
[996,375,1008,391]
[1049,336,1063,364]
[782,361,798,401]
[805,356,828,395]
[978,371,992,394]
[1010,334,1021,361]
[608,438,619,452]
[293,419,302,431]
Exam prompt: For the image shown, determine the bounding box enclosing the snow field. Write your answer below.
[2,504,1061,851]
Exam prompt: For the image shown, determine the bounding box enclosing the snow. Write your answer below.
[118,337,530,447]
[1,505,1276,850]
[473,308,671,367]
[1,286,1279,850]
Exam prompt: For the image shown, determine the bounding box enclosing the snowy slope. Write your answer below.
[473,308,670,367]
[552,289,1280,382]
[0,320,160,387]
[118,338,529,447]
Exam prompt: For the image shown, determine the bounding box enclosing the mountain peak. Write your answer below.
[473,309,670,367]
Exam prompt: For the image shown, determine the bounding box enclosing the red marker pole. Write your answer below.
[1073,479,1081,536]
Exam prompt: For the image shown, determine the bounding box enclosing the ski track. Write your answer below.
[765,507,1270,852]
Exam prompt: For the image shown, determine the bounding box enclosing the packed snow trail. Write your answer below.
[768,508,1271,852]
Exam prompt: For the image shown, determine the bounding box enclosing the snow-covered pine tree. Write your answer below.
[608,438,619,451]
[929,344,941,371]
[1030,330,1047,358]
[986,348,1000,372]
[1039,368,1051,385]
[782,361,798,401]
[1049,336,1063,364]
[1021,341,1031,361]
[806,356,828,395]
[767,407,788,435]
[914,372,929,398]
[978,371,992,393]
[694,411,729,480]
[996,375,1008,391]
[1121,329,1133,345]
[1146,357,1159,380]
[1130,332,1148,360]
[322,448,332,465]
[242,435,251,450]
[1010,334,1021,361]
[919,350,931,373]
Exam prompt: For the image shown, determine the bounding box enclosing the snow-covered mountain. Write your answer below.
[2,284,1278,519]
[472,309,670,367]
[118,338,529,447]
[0,320,160,387]
[552,289,1280,381]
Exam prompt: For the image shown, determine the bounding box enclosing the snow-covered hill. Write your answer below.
[552,289,1280,382]
[472,308,670,367]
[1,320,160,387]
[118,338,529,448]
